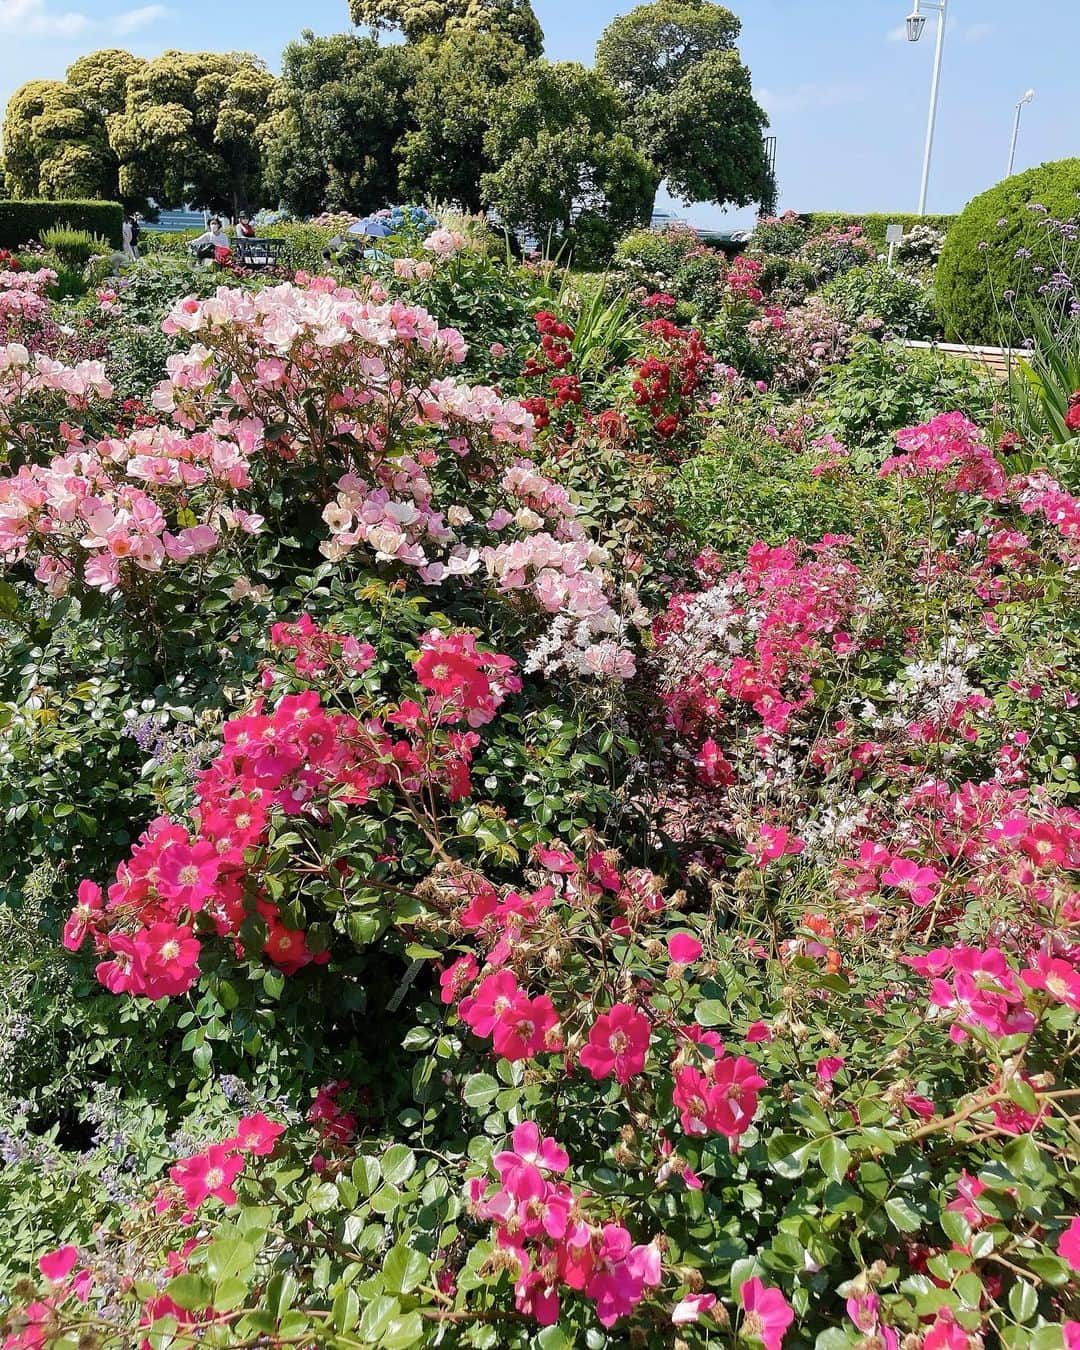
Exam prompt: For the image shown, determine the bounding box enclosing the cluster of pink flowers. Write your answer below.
[157,280,532,458]
[64,622,519,998]
[467,1121,662,1328]
[654,536,866,745]
[907,945,1037,1044]
[0,428,260,595]
[0,267,55,332]
[881,412,1008,499]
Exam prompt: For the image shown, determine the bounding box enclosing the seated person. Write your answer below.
[191,218,230,261]
[237,213,256,239]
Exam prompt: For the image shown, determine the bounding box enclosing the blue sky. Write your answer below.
[3,0,1078,227]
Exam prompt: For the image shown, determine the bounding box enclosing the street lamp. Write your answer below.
[905,0,948,216]
[1007,89,1036,178]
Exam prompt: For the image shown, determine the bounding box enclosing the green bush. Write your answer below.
[612,225,728,311]
[673,427,892,552]
[821,335,997,450]
[807,212,955,248]
[0,200,122,249]
[822,261,940,339]
[937,158,1080,344]
[38,227,108,270]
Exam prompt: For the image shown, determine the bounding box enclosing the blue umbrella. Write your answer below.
[347,217,393,238]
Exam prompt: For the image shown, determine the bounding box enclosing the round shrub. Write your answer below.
[822,261,940,339]
[937,157,1080,343]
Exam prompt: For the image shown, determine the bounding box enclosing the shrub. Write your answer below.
[821,260,940,339]
[937,158,1080,343]
[673,426,891,551]
[612,225,728,313]
[37,227,108,271]
[0,200,122,249]
[807,211,955,248]
[821,335,997,449]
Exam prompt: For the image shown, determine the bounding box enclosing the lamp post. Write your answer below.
[905,0,948,216]
[1007,89,1036,178]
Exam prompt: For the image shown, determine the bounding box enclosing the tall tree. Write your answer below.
[67,50,147,119]
[398,29,527,212]
[595,0,740,103]
[107,51,276,213]
[261,32,414,217]
[596,0,773,209]
[481,61,657,263]
[349,0,543,58]
[1,79,117,199]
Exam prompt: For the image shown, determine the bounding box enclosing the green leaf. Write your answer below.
[163,1273,213,1311]
[1007,1279,1038,1323]
[206,1236,255,1284]
[885,1195,923,1232]
[463,1073,500,1108]
[766,1133,818,1178]
[820,1137,853,1184]
[332,1287,360,1334]
[694,999,728,1027]
[381,1145,417,1187]
[383,1245,428,1295]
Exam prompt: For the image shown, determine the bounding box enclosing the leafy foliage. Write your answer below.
[937,158,1080,344]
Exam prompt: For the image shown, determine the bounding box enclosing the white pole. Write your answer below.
[1007,101,1023,178]
[917,0,947,216]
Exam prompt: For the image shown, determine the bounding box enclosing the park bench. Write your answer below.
[903,340,1025,382]
[233,237,287,269]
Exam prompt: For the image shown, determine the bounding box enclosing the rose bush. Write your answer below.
[0,212,1078,1350]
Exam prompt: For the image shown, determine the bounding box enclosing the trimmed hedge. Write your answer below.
[806,213,956,247]
[937,159,1080,344]
[0,200,123,250]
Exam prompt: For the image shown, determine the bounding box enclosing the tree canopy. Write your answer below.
[262,33,415,218]
[108,51,275,213]
[348,0,543,57]
[398,29,528,211]
[2,78,117,200]
[596,0,772,209]
[481,61,657,262]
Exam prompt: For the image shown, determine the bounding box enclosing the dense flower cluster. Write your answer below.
[64,623,520,997]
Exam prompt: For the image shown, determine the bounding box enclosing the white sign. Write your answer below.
[885,223,904,245]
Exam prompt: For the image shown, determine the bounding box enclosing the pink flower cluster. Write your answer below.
[65,621,519,998]
[881,412,1008,499]
[0,424,259,594]
[0,267,55,332]
[907,946,1037,1044]
[467,1121,662,1328]
[655,536,865,744]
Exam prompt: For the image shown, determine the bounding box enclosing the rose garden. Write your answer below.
[0,2,1078,1347]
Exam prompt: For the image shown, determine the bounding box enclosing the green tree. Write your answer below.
[595,0,740,104]
[481,61,657,263]
[107,51,276,213]
[398,30,527,211]
[596,0,772,210]
[67,49,147,118]
[349,0,543,57]
[261,32,414,217]
[1,79,116,199]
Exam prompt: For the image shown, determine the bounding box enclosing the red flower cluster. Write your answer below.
[631,319,711,445]
[725,255,765,305]
[66,621,519,998]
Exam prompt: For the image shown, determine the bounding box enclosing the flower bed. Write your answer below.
[0,207,1078,1350]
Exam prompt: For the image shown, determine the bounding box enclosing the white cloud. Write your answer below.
[0,0,90,37]
[0,0,168,40]
[111,3,167,33]
[758,83,867,116]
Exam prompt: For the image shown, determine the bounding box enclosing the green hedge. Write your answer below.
[0,200,123,250]
[143,222,336,273]
[806,213,956,247]
[937,159,1080,344]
